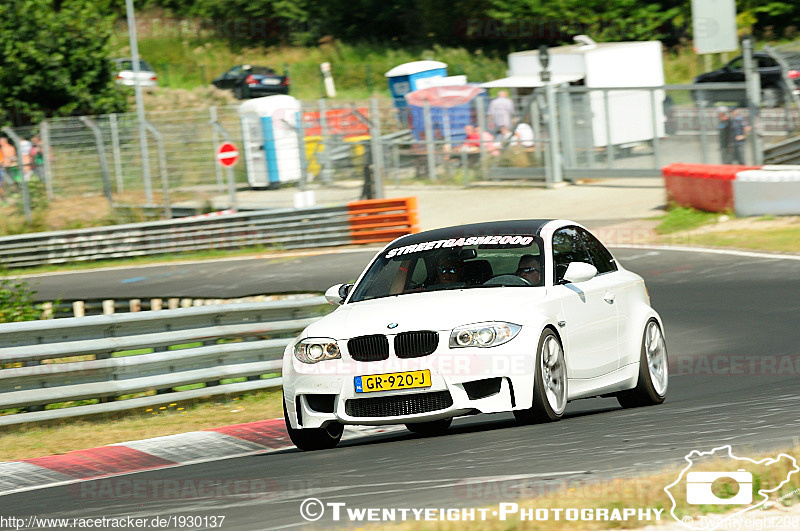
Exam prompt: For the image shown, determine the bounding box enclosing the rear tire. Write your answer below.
[405,417,452,436]
[514,329,567,424]
[283,400,343,451]
[617,319,668,408]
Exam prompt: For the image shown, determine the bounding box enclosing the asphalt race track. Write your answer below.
[7,247,800,530]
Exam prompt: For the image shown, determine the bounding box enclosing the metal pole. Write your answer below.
[1,127,32,222]
[209,119,237,210]
[209,107,224,194]
[295,110,308,192]
[603,89,614,170]
[125,0,153,202]
[39,120,54,199]
[546,82,563,184]
[369,98,385,198]
[442,108,451,181]
[476,95,488,181]
[109,114,124,193]
[558,89,576,168]
[79,117,113,202]
[583,91,596,168]
[143,121,172,219]
[742,36,763,165]
[318,98,332,183]
[650,89,662,169]
[530,99,544,172]
[423,101,436,181]
[698,105,709,164]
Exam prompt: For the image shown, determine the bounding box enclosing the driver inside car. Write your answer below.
[516,254,542,286]
[436,255,465,285]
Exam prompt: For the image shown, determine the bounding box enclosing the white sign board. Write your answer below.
[692,0,738,54]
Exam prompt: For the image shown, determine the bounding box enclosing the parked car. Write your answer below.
[692,51,800,108]
[112,58,158,87]
[212,65,290,99]
[282,219,668,451]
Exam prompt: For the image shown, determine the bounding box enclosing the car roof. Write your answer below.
[387,220,559,249]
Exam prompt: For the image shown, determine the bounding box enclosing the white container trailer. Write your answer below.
[484,39,666,149]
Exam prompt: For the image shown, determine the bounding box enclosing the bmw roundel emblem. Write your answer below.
[387,322,398,329]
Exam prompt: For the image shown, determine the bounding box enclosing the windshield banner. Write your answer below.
[386,235,534,258]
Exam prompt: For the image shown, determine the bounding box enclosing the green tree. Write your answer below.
[0,0,128,127]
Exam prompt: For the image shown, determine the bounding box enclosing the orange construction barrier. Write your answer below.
[347,197,419,244]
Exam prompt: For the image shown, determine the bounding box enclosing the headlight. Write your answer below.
[294,338,341,364]
[449,322,521,348]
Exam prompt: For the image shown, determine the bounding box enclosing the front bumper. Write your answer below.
[283,330,537,429]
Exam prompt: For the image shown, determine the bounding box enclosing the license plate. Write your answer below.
[262,78,280,85]
[354,369,431,393]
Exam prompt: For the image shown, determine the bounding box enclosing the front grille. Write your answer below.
[394,331,439,358]
[348,334,389,361]
[345,391,453,418]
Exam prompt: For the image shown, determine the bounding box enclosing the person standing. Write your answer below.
[0,136,18,193]
[717,106,733,164]
[487,90,515,134]
[730,108,751,165]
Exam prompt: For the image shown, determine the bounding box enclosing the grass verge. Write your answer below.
[0,389,284,462]
[669,227,800,254]
[654,206,725,235]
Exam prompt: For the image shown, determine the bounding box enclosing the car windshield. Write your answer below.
[116,59,153,71]
[250,66,276,75]
[349,234,544,303]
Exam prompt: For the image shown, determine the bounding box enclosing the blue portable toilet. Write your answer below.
[238,95,302,189]
[385,61,448,110]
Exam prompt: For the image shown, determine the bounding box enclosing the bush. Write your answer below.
[0,274,40,323]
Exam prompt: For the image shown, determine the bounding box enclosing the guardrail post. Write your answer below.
[40,120,54,199]
[109,114,125,194]
[1,127,33,222]
[151,298,162,311]
[79,116,113,203]
[143,121,172,219]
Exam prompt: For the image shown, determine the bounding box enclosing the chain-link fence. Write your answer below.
[2,86,800,224]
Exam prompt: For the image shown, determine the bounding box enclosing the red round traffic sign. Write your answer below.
[216,142,239,167]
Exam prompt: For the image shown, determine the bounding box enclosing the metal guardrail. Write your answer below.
[764,136,800,164]
[0,297,333,427]
[0,205,351,268]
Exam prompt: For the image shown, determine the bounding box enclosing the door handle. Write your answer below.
[603,291,615,304]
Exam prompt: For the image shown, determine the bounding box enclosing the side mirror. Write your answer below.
[562,262,597,284]
[325,283,352,306]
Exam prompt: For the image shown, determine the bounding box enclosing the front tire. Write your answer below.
[283,400,343,451]
[617,319,668,408]
[514,329,567,424]
[405,418,452,436]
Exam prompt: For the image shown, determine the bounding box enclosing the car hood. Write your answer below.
[304,288,547,339]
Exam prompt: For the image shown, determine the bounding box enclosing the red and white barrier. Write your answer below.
[662,163,800,216]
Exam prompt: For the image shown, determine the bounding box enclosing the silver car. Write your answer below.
[112,58,158,87]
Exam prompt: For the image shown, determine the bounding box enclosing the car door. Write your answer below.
[551,226,619,379]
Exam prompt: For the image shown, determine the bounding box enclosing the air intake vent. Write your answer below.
[345,391,453,417]
[347,334,389,361]
[394,331,439,358]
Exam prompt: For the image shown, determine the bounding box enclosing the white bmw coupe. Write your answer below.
[282,220,668,450]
